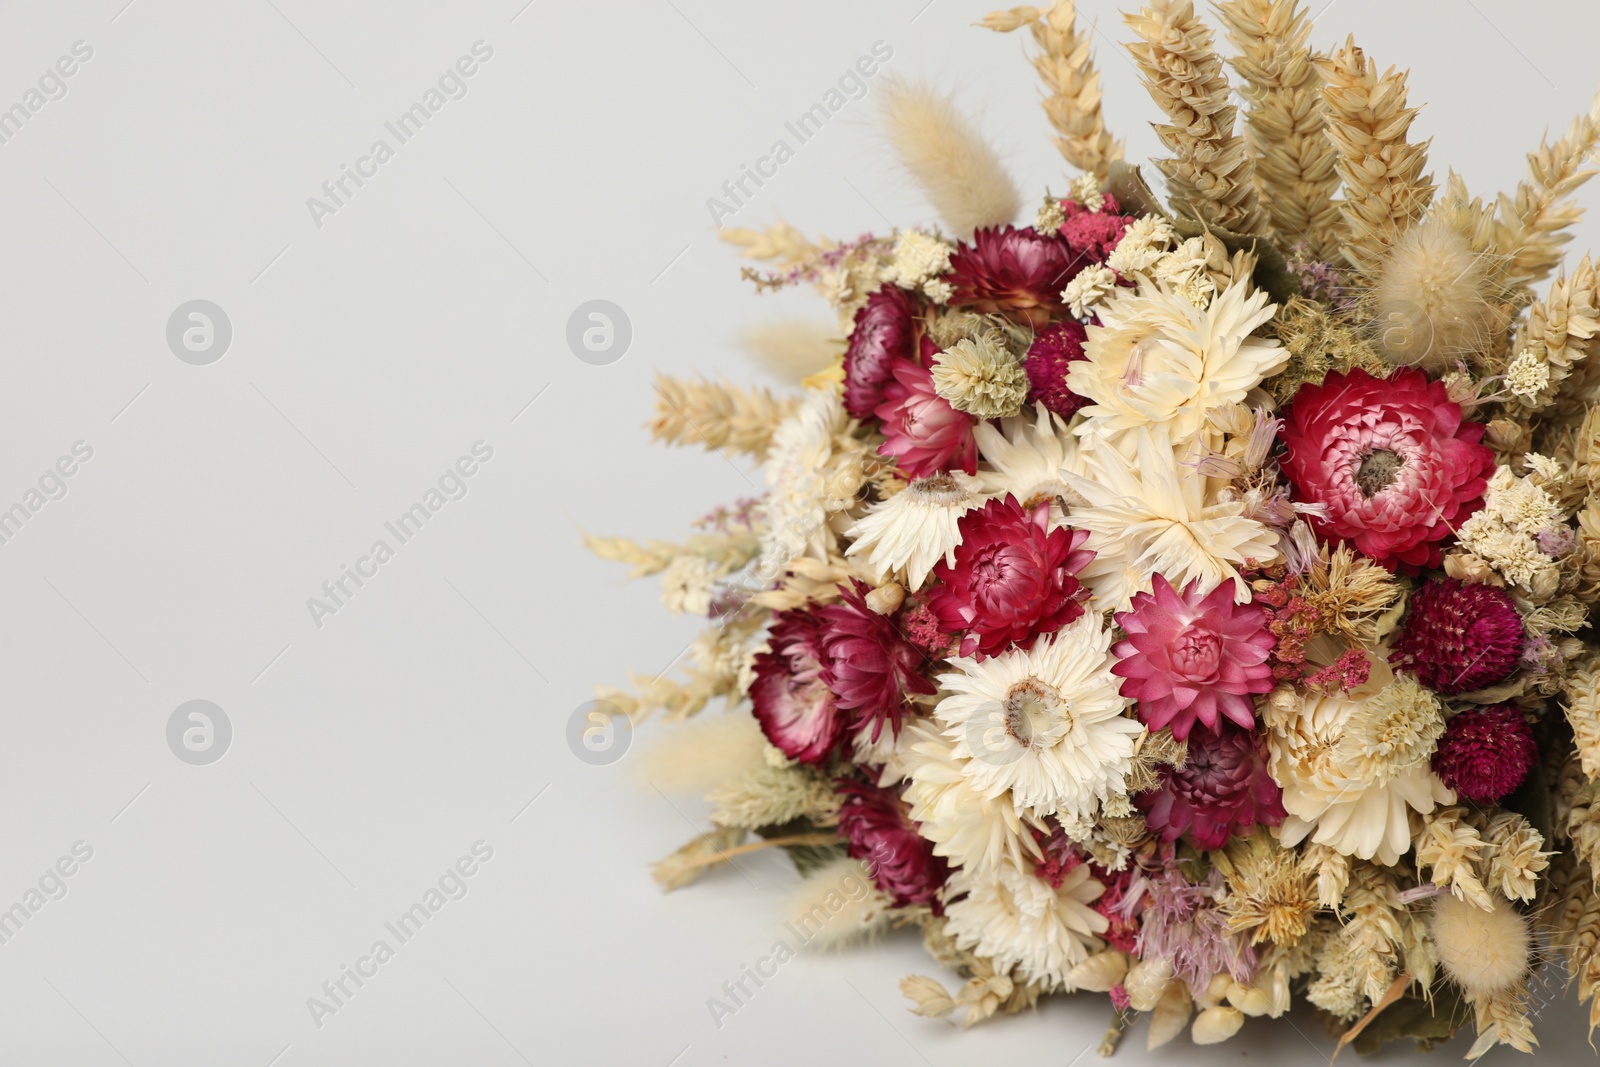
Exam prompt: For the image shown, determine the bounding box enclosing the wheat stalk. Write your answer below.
[1123,0,1265,233]
[647,373,797,459]
[1512,255,1600,414]
[1494,90,1600,294]
[1215,0,1342,257]
[983,2,1123,178]
[1315,36,1434,275]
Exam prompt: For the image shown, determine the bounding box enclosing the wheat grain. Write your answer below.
[1123,0,1266,233]
[984,1,1123,178]
[1216,0,1342,255]
[1315,36,1434,275]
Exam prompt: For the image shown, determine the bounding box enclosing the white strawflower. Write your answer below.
[942,859,1108,990]
[845,472,982,590]
[974,406,1086,510]
[1062,265,1118,318]
[757,387,848,574]
[1267,663,1452,866]
[935,614,1142,820]
[893,720,1047,875]
[1067,279,1285,441]
[1063,427,1282,609]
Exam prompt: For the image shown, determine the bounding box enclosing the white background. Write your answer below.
[0,0,1595,1063]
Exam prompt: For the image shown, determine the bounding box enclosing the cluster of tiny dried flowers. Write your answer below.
[586,0,1600,1057]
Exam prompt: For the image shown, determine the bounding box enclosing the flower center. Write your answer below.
[1355,448,1404,497]
[907,473,964,504]
[1172,629,1223,680]
[1002,678,1072,750]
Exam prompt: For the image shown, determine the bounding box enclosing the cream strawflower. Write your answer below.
[1266,659,1453,866]
[845,471,982,590]
[974,406,1086,511]
[936,614,1142,820]
[757,387,850,573]
[1066,279,1285,441]
[1063,427,1281,609]
[893,719,1047,875]
[942,859,1108,990]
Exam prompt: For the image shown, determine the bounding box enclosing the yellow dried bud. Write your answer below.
[865,582,905,615]
[1147,981,1193,1050]
[1123,956,1174,1012]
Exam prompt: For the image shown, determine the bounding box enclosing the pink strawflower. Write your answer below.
[874,358,977,478]
[1090,863,1141,953]
[1137,724,1285,850]
[1023,321,1091,420]
[751,608,846,764]
[1390,578,1525,695]
[928,495,1094,657]
[1057,194,1130,262]
[836,779,949,909]
[1112,574,1275,739]
[1280,367,1495,570]
[843,285,918,419]
[1431,704,1538,804]
[946,225,1075,328]
[818,580,936,742]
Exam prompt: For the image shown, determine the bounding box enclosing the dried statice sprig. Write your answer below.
[1215,0,1342,256]
[1123,0,1266,233]
[983,1,1124,178]
[1315,36,1434,275]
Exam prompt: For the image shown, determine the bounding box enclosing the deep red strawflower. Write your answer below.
[1057,195,1130,262]
[836,779,950,909]
[843,286,918,419]
[874,358,977,478]
[1023,321,1091,420]
[1112,574,1275,740]
[946,225,1077,328]
[1390,578,1525,695]
[818,580,937,742]
[751,608,846,764]
[928,495,1095,657]
[1431,704,1539,804]
[1137,724,1285,850]
[1279,367,1495,570]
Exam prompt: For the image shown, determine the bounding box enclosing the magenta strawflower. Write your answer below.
[1391,578,1525,695]
[1431,704,1538,804]
[1023,321,1091,420]
[1112,574,1275,739]
[874,358,977,478]
[818,579,936,742]
[836,779,949,908]
[843,285,918,419]
[1137,724,1285,849]
[751,608,846,764]
[928,495,1094,657]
